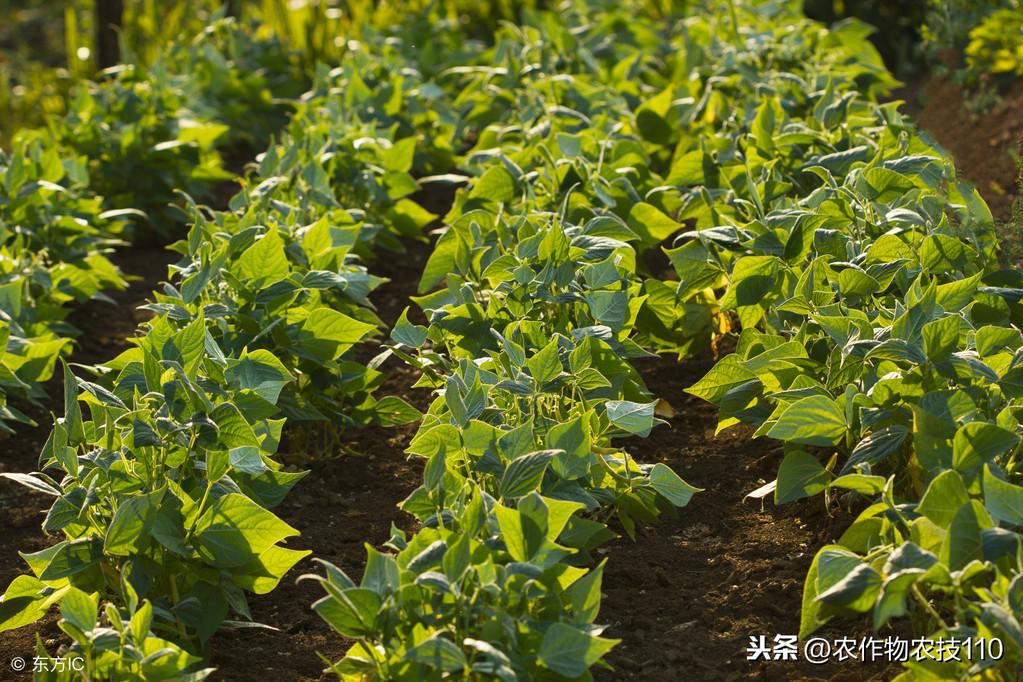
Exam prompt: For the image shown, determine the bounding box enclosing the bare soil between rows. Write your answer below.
[0,77,1021,682]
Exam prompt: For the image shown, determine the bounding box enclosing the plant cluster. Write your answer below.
[0,18,306,435]
[964,6,1023,79]
[921,0,1022,106]
[304,4,717,679]
[0,130,129,432]
[669,2,1021,679]
[0,11,442,678]
[1,1,1021,680]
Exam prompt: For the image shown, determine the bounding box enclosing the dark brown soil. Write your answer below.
[595,355,900,682]
[209,362,427,681]
[911,77,1023,224]
[209,242,434,681]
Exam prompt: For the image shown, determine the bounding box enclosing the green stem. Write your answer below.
[911,583,950,632]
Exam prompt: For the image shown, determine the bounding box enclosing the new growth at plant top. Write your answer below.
[0,0,1021,680]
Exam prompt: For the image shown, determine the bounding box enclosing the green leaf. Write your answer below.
[919,234,969,274]
[841,425,908,475]
[229,447,269,475]
[0,575,51,632]
[944,500,991,571]
[566,561,606,623]
[361,546,401,596]
[494,504,539,562]
[547,417,590,481]
[585,291,629,332]
[538,623,618,678]
[468,166,515,203]
[391,307,428,347]
[406,634,468,673]
[298,309,376,363]
[105,489,163,556]
[195,493,298,569]
[953,422,1019,481]
[775,450,831,504]
[767,395,847,447]
[983,465,1023,526]
[225,349,294,405]
[921,315,960,361]
[721,256,781,310]
[381,137,416,173]
[173,313,207,378]
[374,396,422,426]
[917,470,970,529]
[686,356,758,404]
[61,361,84,446]
[628,202,682,244]
[234,226,290,286]
[207,450,230,483]
[59,587,98,632]
[817,562,883,612]
[648,463,701,507]
[606,400,657,437]
[873,569,923,630]
[828,473,886,496]
[499,450,555,499]
[526,339,562,386]
[801,546,845,637]
[38,538,100,580]
[312,587,381,637]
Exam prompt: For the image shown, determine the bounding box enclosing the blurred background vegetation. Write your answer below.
[0,0,1019,146]
[0,0,542,146]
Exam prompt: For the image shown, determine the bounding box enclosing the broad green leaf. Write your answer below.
[628,202,682,244]
[686,356,758,404]
[767,395,847,447]
[917,470,970,529]
[606,400,657,437]
[817,563,883,612]
[468,166,515,203]
[526,339,562,386]
[195,493,297,569]
[983,465,1023,526]
[234,226,290,286]
[775,450,831,504]
[225,349,294,405]
[0,575,52,632]
[648,463,701,507]
[952,422,1019,481]
[59,587,98,632]
[943,500,992,571]
[547,417,590,480]
[105,489,164,556]
[538,623,618,678]
[406,634,468,673]
[312,587,381,638]
[391,308,428,347]
[298,309,376,362]
[499,450,555,499]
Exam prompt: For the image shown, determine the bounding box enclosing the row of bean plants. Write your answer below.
[0,18,304,435]
[302,4,719,680]
[659,2,1021,680]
